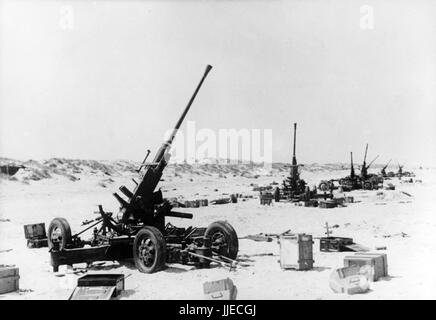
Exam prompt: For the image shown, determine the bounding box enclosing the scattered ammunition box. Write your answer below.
[279,234,314,270]
[70,274,125,300]
[344,253,388,281]
[329,266,370,294]
[199,199,209,207]
[345,196,354,203]
[27,238,48,248]
[354,252,388,278]
[319,200,337,209]
[260,192,273,205]
[304,199,318,207]
[23,223,46,240]
[184,200,200,208]
[24,223,48,249]
[0,266,20,294]
[385,183,395,190]
[320,237,354,252]
[203,278,237,300]
[334,197,345,205]
[230,194,238,203]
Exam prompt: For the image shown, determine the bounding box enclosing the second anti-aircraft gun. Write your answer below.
[380,159,392,178]
[274,123,332,203]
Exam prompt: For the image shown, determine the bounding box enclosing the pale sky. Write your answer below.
[1,0,435,166]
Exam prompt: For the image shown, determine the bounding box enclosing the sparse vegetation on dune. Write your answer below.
[0,157,420,184]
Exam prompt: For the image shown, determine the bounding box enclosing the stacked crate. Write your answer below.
[0,266,20,294]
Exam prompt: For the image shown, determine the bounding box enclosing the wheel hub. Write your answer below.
[211,232,228,255]
[51,227,63,245]
[139,238,156,266]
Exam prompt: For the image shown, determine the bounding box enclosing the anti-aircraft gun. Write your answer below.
[337,151,362,190]
[337,144,381,191]
[380,159,392,177]
[47,65,239,273]
[273,123,307,201]
[359,144,382,188]
[318,151,358,192]
[395,162,415,178]
[360,144,379,179]
[274,123,331,203]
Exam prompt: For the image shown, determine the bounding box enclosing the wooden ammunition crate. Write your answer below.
[304,199,318,207]
[319,200,337,209]
[23,223,46,240]
[354,253,388,278]
[27,238,48,248]
[334,197,346,205]
[184,200,200,208]
[203,278,237,300]
[329,266,370,294]
[260,192,273,205]
[0,266,20,294]
[344,253,388,281]
[69,274,125,300]
[260,198,272,205]
[345,196,354,203]
[320,237,354,252]
[279,234,314,270]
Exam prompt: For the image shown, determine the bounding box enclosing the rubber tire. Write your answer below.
[274,187,281,202]
[318,182,328,192]
[363,181,372,190]
[205,221,239,260]
[48,217,72,250]
[133,226,166,273]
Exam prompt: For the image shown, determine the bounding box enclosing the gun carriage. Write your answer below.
[47,65,239,273]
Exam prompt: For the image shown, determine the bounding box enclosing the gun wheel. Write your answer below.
[48,217,72,250]
[205,221,238,260]
[363,181,373,190]
[133,226,166,273]
[318,181,329,192]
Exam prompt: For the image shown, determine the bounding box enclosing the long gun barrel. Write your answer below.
[116,65,213,214]
[292,123,297,166]
[363,143,368,166]
[382,159,392,170]
[360,143,369,177]
[152,64,213,168]
[367,155,379,169]
[350,152,355,178]
[290,123,299,179]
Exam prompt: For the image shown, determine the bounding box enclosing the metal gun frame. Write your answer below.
[47,66,239,273]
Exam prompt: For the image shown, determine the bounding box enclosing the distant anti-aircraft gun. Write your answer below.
[395,161,415,178]
[360,143,379,179]
[380,159,392,177]
[320,144,382,192]
[274,123,332,203]
[350,152,355,179]
[47,65,239,274]
[318,151,360,192]
[274,123,307,201]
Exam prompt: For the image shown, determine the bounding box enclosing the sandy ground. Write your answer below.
[1,166,435,300]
